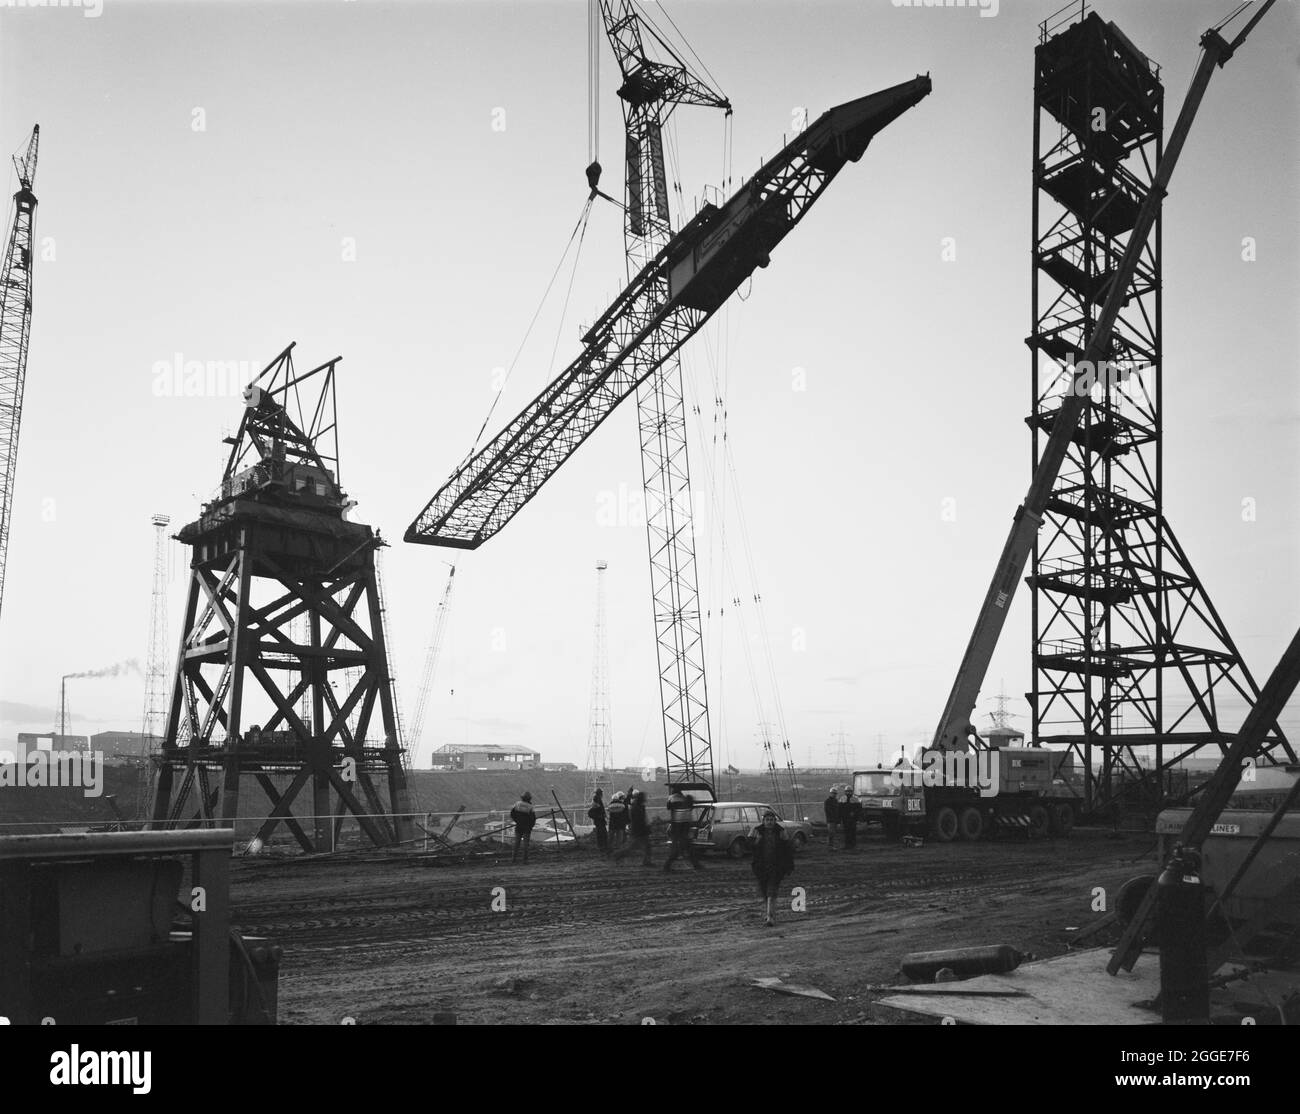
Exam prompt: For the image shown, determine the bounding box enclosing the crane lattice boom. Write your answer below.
[0,125,39,625]
[406,77,931,548]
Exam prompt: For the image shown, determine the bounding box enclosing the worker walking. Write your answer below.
[663,788,702,871]
[614,789,652,866]
[510,791,537,864]
[823,786,841,851]
[587,788,609,854]
[750,810,795,927]
[607,791,629,849]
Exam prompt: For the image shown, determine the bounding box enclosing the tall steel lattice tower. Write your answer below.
[151,345,412,851]
[596,1,730,799]
[137,513,172,819]
[583,560,614,802]
[1027,9,1290,814]
[0,125,39,627]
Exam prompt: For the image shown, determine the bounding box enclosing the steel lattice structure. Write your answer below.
[152,345,413,850]
[1027,11,1291,814]
[137,513,172,819]
[0,126,38,627]
[598,0,730,799]
[407,75,931,791]
[407,563,456,768]
[584,559,614,802]
[407,79,931,549]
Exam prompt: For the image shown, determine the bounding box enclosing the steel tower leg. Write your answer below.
[1027,11,1291,817]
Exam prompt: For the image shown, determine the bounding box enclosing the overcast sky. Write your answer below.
[0,0,1296,774]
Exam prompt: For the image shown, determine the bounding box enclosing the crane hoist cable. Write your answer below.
[462,196,596,462]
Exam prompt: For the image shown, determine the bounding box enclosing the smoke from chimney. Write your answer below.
[62,659,143,681]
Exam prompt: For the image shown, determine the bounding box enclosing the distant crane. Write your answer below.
[137,513,172,820]
[583,559,614,803]
[407,563,456,769]
[0,125,39,627]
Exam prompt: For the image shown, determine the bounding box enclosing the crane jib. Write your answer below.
[405,76,932,549]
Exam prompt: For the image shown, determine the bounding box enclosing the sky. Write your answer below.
[0,0,1296,775]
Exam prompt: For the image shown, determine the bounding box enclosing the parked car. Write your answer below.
[691,801,812,858]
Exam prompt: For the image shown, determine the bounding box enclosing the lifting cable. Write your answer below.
[461,196,596,463]
[588,0,600,169]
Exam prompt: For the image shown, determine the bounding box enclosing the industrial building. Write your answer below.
[430,743,541,771]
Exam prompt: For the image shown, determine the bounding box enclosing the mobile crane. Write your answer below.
[929,0,1287,779]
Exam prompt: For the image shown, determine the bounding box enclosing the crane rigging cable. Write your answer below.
[461,195,596,463]
[588,0,600,166]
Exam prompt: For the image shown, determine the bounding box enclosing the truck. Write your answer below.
[853,747,1079,843]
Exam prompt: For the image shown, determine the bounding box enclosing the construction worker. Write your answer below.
[607,791,629,849]
[823,786,841,851]
[663,788,702,871]
[840,788,859,849]
[510,791,537,864]
[614,789,652,866]
[587,788,609,854]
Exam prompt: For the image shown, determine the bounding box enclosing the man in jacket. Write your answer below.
[510,791,537,864]
[823,787,841,851]
[663,788,702,871]
[841,789,859,849]
[587,788,609,854]
[614,789,652,866]
[607,791,628,849]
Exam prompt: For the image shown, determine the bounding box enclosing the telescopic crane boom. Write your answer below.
[932,1,1279,754]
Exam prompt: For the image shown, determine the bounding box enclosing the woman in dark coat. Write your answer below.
[750,810,795,926]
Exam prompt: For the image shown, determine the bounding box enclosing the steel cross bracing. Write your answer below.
[0,125,39,626]
[930,2,1288,776]
[1025,12,1290,814]
[152,346,413,850]
[598,0,729,796]
[406,77,932,547]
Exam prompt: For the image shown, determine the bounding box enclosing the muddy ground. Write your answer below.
[228,826,1159,1025]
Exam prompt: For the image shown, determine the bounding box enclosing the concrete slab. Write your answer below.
[877,947,1161,1025]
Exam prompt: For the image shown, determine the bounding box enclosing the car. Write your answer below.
[691,801,813,858]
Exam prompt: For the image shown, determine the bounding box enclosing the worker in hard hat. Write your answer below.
[607,791,629,849]
[823,786,842,851]
[510,791,537,864]
[663,788,702,872]
[614,788,652,867]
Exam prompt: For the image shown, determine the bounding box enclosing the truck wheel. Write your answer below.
[727,838,748,860]
[1053,802,1076,837]
[1027,804,1051,839]
[957,806,984,842]
[793,831,807,851]
[931,806,959,844]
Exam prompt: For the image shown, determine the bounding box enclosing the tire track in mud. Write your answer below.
[231,845,1097,963]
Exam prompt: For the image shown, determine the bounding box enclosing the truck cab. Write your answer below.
[853,767,924,839]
